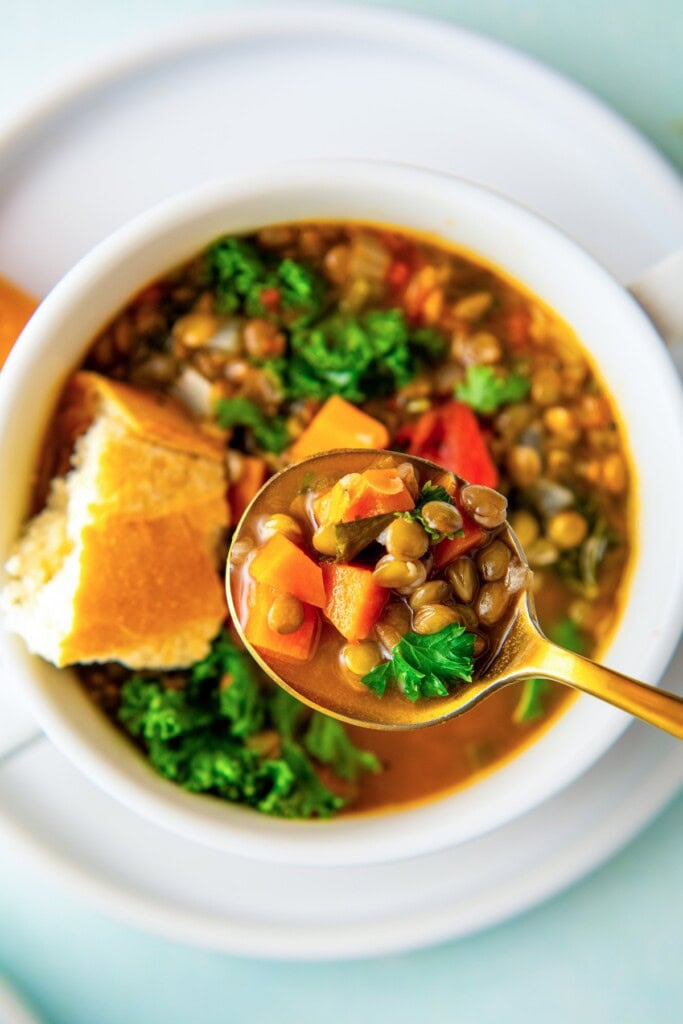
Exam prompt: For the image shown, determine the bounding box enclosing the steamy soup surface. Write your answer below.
[3,223,632,818]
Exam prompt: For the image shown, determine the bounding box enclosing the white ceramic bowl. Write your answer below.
[1,160,682,866]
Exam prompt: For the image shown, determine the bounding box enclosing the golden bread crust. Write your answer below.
[62,512,227,667]
[72,371,225,461]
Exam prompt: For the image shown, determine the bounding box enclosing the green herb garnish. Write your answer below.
[118,631,380,818]
[398,481,464,542]
[362,623,475,702]
[215,396,290,454]
[208,237,324,323]
[284,309,445,403]
[456,365,530,415]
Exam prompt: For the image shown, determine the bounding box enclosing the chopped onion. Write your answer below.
[170,367,214,417]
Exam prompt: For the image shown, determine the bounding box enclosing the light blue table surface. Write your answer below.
[1,2,681,1022]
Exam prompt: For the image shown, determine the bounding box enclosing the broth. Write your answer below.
[6,221,632,818]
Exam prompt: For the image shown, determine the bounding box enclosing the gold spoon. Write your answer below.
[227,449,683,737]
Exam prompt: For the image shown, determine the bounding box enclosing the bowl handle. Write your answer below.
[628,248,683,347]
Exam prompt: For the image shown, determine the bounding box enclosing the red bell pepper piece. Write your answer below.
[401,400,498,488]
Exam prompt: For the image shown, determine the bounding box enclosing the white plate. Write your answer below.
[0,979,41,1024]
[0,4,682,958]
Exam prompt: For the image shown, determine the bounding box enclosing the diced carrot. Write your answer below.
[290,396,389,460]
[245,583,317,661]
[432,516,486,569]
[505,307,531,348]
[249,532,326,608]
[0,277,37,370]
[314,466,415,525]
[228,455,267,522]
[322,563,388,642]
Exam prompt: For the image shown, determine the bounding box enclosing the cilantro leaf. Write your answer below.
[456,365,530,415]
[398,481,464,542]
[215,396,290,454]
[118,632,378,819]
[363,623,475,702]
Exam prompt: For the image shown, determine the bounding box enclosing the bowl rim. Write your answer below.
[1,158,682,865]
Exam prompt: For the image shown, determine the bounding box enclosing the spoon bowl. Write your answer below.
[227,449,683,738]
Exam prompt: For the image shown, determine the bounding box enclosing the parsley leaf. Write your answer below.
[456,365,530,415]
[118,631,379,819]
[398,481,464,541]
[215,396,290,454]
[285,309,445,403]
[362,623,475,702]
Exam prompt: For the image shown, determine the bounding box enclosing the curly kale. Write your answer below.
[207,235,446,406]
[208,237,324,323]
[284,308,445,403]
[118,630,380,819]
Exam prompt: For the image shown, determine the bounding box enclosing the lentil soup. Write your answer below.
[14,223,633,818]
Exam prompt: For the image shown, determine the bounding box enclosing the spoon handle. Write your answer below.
[523,639,683,739]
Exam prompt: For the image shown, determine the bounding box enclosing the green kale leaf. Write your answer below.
[207,237,324,322]
[215,396,290,454]
[303,714,381,781]
[284,309,445,403]
[118,631,379,819]
[456,365,530,415]
[363,623,475,702]
[208,237,268,315]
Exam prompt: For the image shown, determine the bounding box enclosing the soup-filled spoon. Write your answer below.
[226,449,683,737]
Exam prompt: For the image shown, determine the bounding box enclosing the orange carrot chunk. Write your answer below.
[322,563,388,642]
[249,532,326,608]
[315,466,415,525]
[290,395,390,460]
[432,516,485,569]
[228,455,267,522]
[0,276,37,370]
[245,583,317,661]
